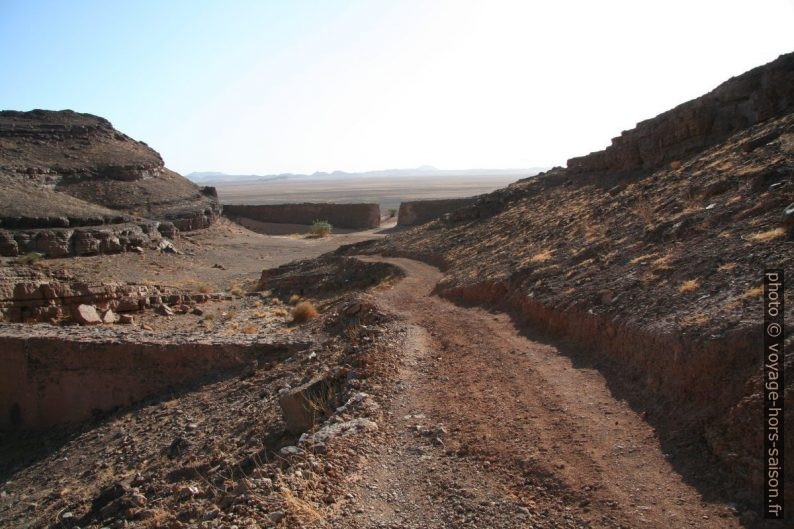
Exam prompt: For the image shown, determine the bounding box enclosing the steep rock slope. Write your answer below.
[568,51,794,176]
[0,110,220,256]
[348,53,794,505]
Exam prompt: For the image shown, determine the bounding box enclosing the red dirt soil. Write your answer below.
[329,257,744,528]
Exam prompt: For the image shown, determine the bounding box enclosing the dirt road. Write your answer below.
[330,257,742,529]
[38,218,390,291]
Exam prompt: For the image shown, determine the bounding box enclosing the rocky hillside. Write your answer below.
[346,52,794,505]
[0,110,220,256]
[568,51,794,177]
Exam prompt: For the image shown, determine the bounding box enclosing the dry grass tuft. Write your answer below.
[292,301,318,323]
[280,485,323,524]
[740,285,764,300]
[270,297,282,306]
[14,252,43,266]
[717,262,737,272]
[242,323,257,335]
[288,294,301,305]
[584,223,608,242]
[229,282,245,297]
[641,271,659,284]
[633,202,656,228]
[681,312,711,327]
[682,185,704,212]
[651,254,674,270]
[678,279,700,294]
[629,253,657,265]
[750,227,786,242]
[529,249,554,263]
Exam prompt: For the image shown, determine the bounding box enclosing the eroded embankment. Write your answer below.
[224,203,381,229]
[0,326,308,430]
[397,198,476,226]
[439,280,764,489]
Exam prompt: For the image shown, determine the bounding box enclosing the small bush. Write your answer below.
[309,220,332,237]
[288,294,301,305]
[242,323,258,335]
[388,208,397,218]
[292,301,318,323]
[229,282,245,297]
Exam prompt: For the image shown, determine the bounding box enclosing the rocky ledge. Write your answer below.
[0,109,221,256]
[567,51,794,176]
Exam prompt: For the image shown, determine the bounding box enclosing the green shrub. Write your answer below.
[15,252,43,265]
[309,220,332,237]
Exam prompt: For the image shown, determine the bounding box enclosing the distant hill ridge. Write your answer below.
[187,166,548,183]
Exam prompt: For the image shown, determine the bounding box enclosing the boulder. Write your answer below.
[155,304,174,316]
[0,230,19,256]
[74,304,102,325]
[310,418,378,444]
[278,368,348,434]
[101,309,117,324]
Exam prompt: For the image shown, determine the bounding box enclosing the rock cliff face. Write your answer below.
[567,52,794,176]
[0,265,224,323]
[0,110,221,256]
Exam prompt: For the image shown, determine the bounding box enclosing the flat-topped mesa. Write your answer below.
[0,109,221,255]
[567,52,794,176]
[0,109,164,182]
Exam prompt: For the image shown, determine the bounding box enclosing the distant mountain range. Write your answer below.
[186,166,548,184]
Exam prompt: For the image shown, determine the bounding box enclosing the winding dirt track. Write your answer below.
[330,257,742,529]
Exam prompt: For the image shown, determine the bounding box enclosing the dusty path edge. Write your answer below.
[348,250,770,516]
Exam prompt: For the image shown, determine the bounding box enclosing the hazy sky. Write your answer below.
[1,1,793,175]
